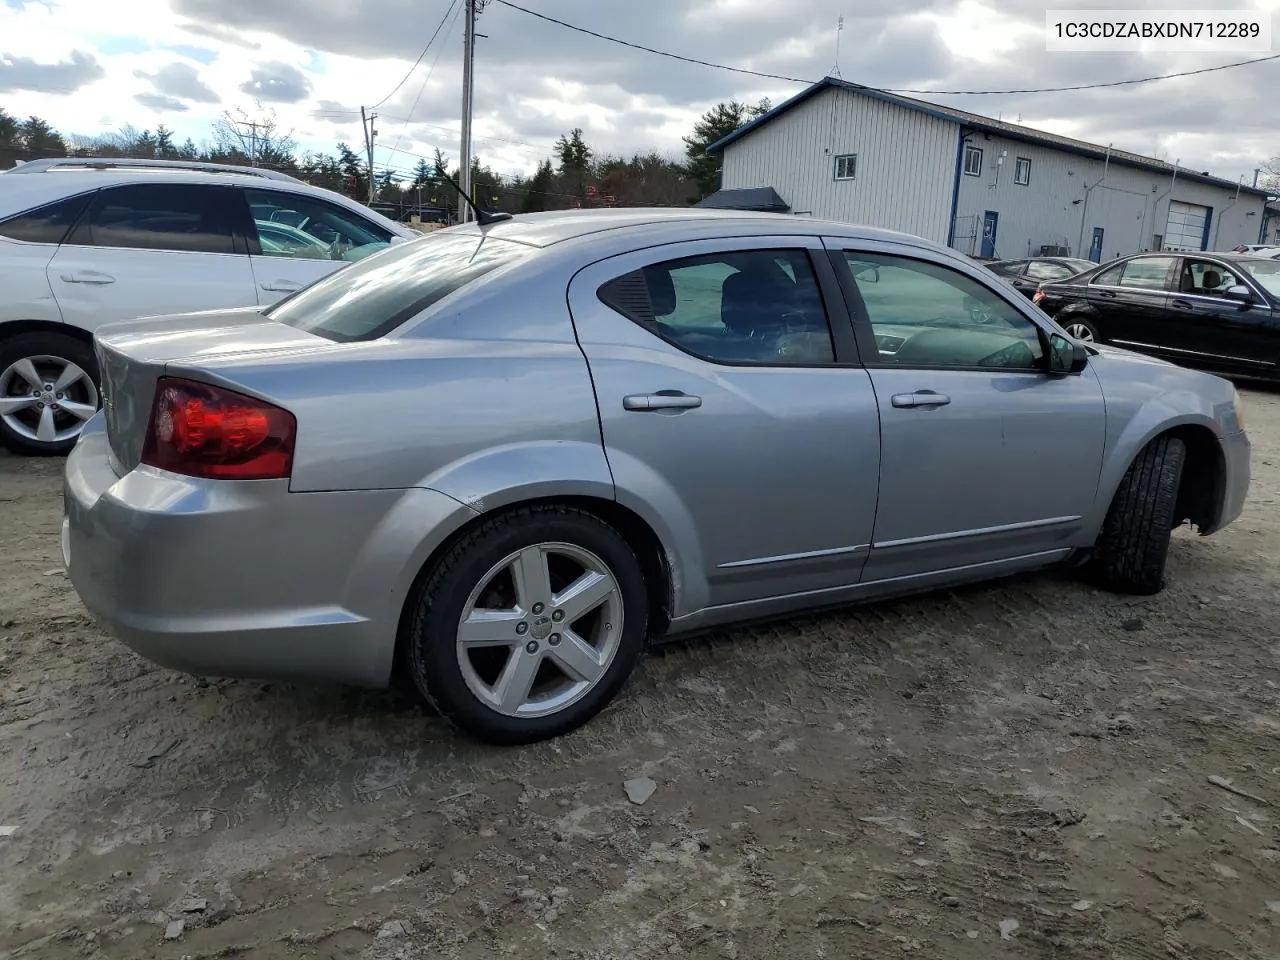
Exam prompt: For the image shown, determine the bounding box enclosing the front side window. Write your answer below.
[65,183,234,254]
[0,193,92,244]
[597,249,836,365]
[267,232,532,342]
[963,145,983,176]
[245,188,393,263]
[1238,258,1280,297]
[834,154,857,180]
[1116,256,1177,291]
[1181,260,1241,297]
[843,252,1045,369]
[1014,157,1031,185]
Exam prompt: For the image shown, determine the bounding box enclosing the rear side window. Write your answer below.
[0,193,92,244]
[65,183,235,254]
[266,231,532,342]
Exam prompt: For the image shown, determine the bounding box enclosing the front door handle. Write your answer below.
[260,280,303,293]
[623,392,702,411]
[891,391,951,409]
[1098,290,1116,299]
[1170,299,1192,309]
[59,270,115,285]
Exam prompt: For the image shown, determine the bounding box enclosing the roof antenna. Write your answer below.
[440,175,512,226]
[830,14,844,79]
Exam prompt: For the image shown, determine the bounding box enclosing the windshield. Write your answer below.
[265,231,532,342]
[1237,258,1280,297]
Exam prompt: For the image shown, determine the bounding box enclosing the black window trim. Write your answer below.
[594,244,865,369]
[0,189,98,246]
[833,153,857,182]
[828,245,1058,375]
[963,144,983,177]
[1013,156,1032,186]
[62,182,243,257]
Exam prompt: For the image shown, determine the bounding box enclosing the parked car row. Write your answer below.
[0,158,417,455]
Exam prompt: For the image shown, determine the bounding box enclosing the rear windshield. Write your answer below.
[265,231,532,342]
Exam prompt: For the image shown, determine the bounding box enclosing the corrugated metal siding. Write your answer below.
[953,133,1266,259]
[720,87,958,243]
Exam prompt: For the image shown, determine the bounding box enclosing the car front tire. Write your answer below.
[405,504,650,745]
[1089,435,1186,595]
[0,332,101,457]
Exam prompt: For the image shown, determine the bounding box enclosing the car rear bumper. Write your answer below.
[63,413,477,687]
[1209,428,1250,535]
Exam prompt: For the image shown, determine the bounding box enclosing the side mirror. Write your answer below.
[1048,332,1088,375]
[1225,285,1255,304]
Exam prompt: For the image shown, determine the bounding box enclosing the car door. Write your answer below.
[236,187,397,305]
[1084,255,1177,346]
[567,236,881,610]
[45,182,256,331]
[830,243,1107,582]
[1162,257,1280,376]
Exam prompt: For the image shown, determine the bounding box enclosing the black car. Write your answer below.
[986,257,1096,298]
[1034,252,1280,379]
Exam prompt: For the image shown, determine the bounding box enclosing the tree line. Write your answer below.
[0,99,773,220]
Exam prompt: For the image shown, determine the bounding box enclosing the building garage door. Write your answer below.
[1163,201,1209,252]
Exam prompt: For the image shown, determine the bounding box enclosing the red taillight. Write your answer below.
[141,377,295,480]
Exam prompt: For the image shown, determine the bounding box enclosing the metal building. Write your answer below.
[706,78,1271,261]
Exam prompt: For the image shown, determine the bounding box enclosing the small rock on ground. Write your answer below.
[624,776,657,805]
[164,919,184,941]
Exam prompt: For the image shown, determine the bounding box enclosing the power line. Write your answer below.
[491,0,1280,96]
[386,0,465,162]
[369,0,460,109]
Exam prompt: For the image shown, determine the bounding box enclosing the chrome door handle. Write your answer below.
[1170,299,1192,309]
[623,392,702,411]
[260,281,302,293]
[1098,291,1116,299]
[60,271,115,284]
[891,391,951,409]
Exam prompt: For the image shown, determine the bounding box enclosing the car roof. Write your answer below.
[448,207,950,253]
[0,168,413,236]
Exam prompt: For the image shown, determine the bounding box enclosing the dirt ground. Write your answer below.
[2,392,1280,960]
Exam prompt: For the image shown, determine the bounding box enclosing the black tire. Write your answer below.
[0,331,100,457]
[1089,435,1186,595]
[1058,314,1101,344]
[405,505,650,745]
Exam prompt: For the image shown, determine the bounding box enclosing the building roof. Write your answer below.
[707,77,1271,198]
[695,186,790,212]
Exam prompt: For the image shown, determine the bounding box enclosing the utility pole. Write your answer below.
[459,0,484,223]
[361,106,378,204]
[1254,168,1261,188]
[246,121,260,166]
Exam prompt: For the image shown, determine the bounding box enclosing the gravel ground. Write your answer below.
[2,389,1279,960]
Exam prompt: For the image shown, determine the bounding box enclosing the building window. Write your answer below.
[963,144,982,177]
[1014,157,1031,185]
[833,154,857,181]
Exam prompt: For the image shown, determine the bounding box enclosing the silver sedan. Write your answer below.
[63,209,1250,744]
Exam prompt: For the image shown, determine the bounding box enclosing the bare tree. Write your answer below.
[210,103,298,167]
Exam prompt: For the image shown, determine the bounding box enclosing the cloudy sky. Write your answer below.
[1,0,1277,184]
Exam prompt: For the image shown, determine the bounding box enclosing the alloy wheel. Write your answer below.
[0,355,100,445]
[455,541,625,719]
[1064,322,1096,343]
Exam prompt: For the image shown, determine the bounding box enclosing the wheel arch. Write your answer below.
[0,318,94,346]
[390,494,675,686]
[1091,417,1225,538]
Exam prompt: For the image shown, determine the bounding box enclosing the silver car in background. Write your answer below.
[63,209,1250,744]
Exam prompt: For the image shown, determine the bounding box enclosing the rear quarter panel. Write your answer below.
[0,237,64,324]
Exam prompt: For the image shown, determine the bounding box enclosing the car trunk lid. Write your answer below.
[95,307,329,473]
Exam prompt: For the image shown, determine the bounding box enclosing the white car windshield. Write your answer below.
[1237,259,1280,297]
